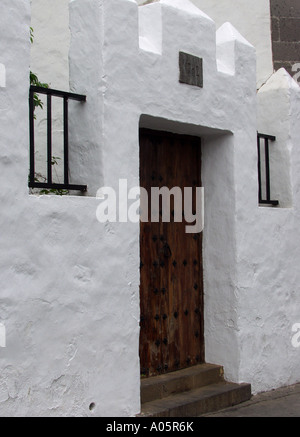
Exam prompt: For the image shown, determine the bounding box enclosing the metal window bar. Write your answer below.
[29,85,87,192]
[257,132,279,206]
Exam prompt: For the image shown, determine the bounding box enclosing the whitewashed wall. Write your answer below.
[0,0,140,417]
[29,0,273,182]
[189,0,274,88]
[68,0,257,393]
[136,0,274,89]
[30,0,70,90]
[0,0,253,416]
[31,0,273,89]
[243,69,300,391]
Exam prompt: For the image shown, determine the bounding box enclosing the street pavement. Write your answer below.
[201,383,300,417]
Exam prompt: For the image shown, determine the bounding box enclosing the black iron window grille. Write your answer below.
[29,85,87,192]
[257,132,279,206]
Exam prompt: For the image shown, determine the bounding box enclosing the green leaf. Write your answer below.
[51,156,61,166]
[30,27,34,44]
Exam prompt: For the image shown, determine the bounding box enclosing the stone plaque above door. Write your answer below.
[179,51,203,88]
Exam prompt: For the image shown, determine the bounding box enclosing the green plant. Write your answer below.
[39,157,69,196]
[30,26,34,44]
[30,71,49,110]
[40,187,69,196]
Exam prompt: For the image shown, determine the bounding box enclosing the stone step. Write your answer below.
[141,363,224,404]
[140,381,252,417]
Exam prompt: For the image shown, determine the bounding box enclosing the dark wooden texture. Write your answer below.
[179,52,203,88]
[139,129,204,377]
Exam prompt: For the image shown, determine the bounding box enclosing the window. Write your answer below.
[29,85,87,193]
[257,132,279,206]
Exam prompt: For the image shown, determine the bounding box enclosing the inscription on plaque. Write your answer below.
[179,52,203,88]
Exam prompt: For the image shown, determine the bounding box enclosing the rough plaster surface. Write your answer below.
[184,0,274,87]
[257,69,296,207]
[68,0,257,406]
[138,0,274,88]
[1,0,300,418]
[31,0,273,89]
[0,0,139,417]
[242,69,300,393]
[29,0,274,179]
[59,0,300,401]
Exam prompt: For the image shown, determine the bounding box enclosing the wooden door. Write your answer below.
[139,129,204,377]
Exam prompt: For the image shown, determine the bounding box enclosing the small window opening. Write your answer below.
[257,132,279,206]
[29,85,87,194]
